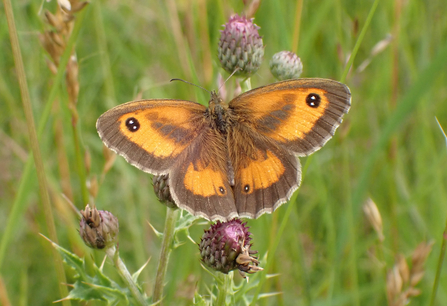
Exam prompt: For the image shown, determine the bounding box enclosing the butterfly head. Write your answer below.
[208,90,225,107]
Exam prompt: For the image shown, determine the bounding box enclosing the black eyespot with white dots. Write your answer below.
[306,93,321,108]
[244,185,250,193]
[219,187,225,194]
[125,117,140,132]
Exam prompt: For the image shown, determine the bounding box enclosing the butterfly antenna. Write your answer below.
[170,78,211,94]
[217,68,241,93]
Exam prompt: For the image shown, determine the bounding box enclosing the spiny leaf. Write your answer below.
[132,257,151,283]
[65,280,129,305]
[40,234,87,280]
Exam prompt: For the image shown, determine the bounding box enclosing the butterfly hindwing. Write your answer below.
[229,78,351,156]
[96,99,206,174]
[228,125,301,218]
[169,127,238,220]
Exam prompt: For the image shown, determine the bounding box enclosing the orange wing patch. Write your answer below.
[183,161,227,197]
[241,89,329,141]
[118,106,200,158]
[239,149,285,194]
[229,79,351,156]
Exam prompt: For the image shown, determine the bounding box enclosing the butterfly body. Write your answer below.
[97,78,351,221]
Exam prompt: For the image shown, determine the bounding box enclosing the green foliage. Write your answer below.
[43,235,132,305]
[1,0,447,305]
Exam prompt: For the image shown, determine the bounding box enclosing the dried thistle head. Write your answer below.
[79,205,119,249]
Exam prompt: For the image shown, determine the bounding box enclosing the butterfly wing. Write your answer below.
[228,78,351,217]
[229,78,351,156]
[227,124,301,219]
[97,99,207,173]
[97,99,237,220]
[169,127,237,220]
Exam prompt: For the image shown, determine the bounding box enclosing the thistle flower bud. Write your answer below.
[269,51,303,80]
[79,205,119,249]
[199,219,263,276]
[153,174,178,209]
[218,14,264,77]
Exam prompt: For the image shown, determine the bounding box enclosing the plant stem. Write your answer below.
[0,6,87,271]
[430,119,447,306]
[216,272,232,306]
[152,208,180,303]
[292,0,303,52]
[340,0,380,83]
[106,246,148,306]
[429,221,447,306]
[3,0,69,302]
[72,123,89,205]
[240,77,252,92]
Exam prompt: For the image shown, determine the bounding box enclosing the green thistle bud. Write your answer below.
[199,219,263,276]
[269,51,303,80]
[153,174,178,209]
[79,205,119,249]
[218,14,264,77]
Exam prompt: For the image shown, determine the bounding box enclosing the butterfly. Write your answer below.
[97,78,351,221]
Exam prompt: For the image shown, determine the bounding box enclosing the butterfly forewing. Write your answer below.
[229,78,351,156]
[96,99,207,174]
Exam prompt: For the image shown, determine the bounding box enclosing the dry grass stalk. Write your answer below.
[40,1,90,204]
[40,1,88,124]
[102,144,117,177]
[386,241,434,306]
[363,198,384,241]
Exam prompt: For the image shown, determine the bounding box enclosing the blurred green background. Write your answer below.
[1,0,447,305]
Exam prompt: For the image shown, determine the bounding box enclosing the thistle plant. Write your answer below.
[153,174,178,209]
[79,204,119,250]
[218,14,264,78]
[198,219,264,305]
[270,51,303,80]
[4,0,446,304]
[199,219,262,276]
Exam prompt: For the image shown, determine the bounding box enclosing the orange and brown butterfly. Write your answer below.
[96,78,351,221]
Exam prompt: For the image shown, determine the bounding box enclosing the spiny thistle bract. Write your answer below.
[269,50,303,80]
[79,205,119,249]
[199,219,263,276]
[218,14,264,77]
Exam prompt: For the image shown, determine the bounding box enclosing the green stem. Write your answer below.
[152,208,180,303]
[3,0,70,302]
[430,119,447,306]
[251,176,301,303]
[0,6,88,271]
[429,222,447,306]
[240,77,252,93]
[72,123,89,205]
[216,272,232,306]
[106,246,148,306]
[340,0,380,83]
